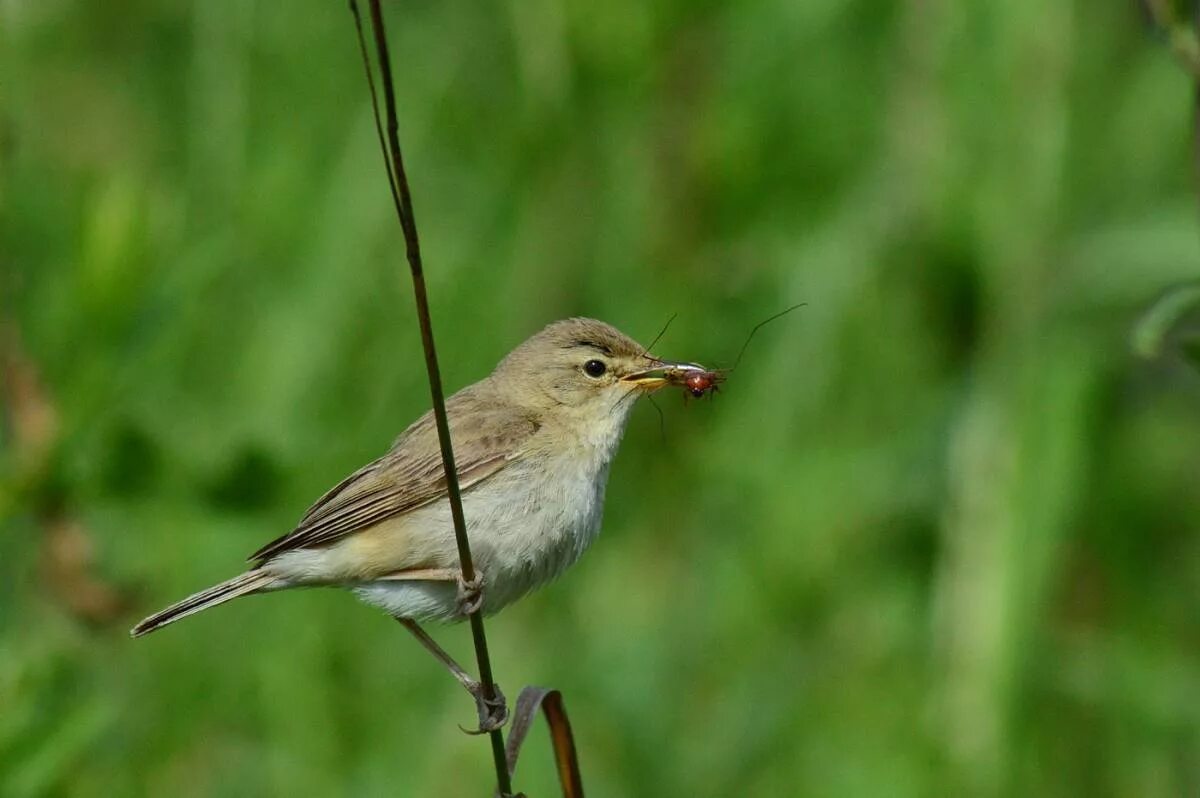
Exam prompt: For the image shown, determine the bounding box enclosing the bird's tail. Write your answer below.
[130,570,277,637]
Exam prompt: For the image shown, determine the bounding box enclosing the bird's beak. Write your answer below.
[620,360,703,391]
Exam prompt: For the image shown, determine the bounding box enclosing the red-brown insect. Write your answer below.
[659,304,802,399]
[683,370,721,398]
[661,363,726,399]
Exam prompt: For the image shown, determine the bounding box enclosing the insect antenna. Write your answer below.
[647,393,667,445]
[637,312,677,361]
[725,303,805,372]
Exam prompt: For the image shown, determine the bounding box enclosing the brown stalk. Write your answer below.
[504,687,585,798]
[347,1,512,794]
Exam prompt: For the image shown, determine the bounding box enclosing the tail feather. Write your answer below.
[130,571,276,637]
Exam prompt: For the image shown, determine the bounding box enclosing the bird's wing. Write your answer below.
[249,384,539,563]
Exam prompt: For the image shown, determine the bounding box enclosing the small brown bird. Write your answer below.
[132,317,698,729]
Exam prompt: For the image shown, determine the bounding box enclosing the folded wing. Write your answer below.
[249,383,539,563]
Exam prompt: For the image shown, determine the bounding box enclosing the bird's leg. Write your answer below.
[396,617,508,734]
[380,568,502,729]
[377,566,486,617]
[455,573,484,616]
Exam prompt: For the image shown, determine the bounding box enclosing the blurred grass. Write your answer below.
[3,0,1200,795]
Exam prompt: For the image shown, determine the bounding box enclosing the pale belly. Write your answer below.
[348,454,611,623]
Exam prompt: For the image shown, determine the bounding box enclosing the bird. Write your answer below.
[131,317,693,730]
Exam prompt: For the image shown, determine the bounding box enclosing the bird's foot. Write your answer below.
[456,573,485,616]
[459,679,508,735]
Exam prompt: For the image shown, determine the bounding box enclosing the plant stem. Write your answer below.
[348,1,513,793]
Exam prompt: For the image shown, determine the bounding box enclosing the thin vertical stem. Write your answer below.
[348,1,513,794]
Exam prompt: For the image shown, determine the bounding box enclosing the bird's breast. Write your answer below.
[463,445,613,608]
[344,428,627,623]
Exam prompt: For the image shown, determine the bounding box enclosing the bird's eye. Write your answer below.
[583,359,607,378]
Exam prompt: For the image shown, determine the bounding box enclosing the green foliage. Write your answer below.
[3,0,1200,795]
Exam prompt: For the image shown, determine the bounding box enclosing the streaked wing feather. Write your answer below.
[285,490,403,548]
[249,384,537,563]
[295,461,384,527]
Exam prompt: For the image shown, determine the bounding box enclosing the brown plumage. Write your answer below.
[249,386,541,563]
[131,318,687,638]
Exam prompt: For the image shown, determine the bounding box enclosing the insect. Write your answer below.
[682,369,722,398]
[656,304,803,399]
[663,363,726,399]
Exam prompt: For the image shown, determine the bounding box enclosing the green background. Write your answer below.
[4,1,1200,795]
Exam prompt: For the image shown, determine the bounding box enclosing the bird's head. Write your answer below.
[491,318,691,428]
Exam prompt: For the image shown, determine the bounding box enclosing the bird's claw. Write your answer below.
[459,680,508,735]
[457,574,485,617]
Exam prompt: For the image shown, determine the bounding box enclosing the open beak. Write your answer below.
[620,360,705,391]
